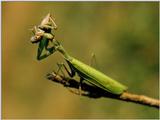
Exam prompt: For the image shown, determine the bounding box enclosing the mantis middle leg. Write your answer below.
[56,61,84,95]
[56,61,75,78]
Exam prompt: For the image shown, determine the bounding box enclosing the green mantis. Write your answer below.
[30,13,127,95]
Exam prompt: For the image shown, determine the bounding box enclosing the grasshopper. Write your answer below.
[30,13,127,95]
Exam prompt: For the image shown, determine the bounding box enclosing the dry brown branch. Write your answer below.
[47,72,160,109]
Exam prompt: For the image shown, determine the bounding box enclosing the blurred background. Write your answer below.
[2,2,159,119]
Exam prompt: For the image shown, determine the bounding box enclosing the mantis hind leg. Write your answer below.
[89,52,99,70]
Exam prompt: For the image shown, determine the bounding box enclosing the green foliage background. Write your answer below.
[2,2,159,119]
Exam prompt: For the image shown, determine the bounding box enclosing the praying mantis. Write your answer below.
[30,13,127,95]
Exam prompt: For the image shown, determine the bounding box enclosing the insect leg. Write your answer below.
[37,37,56,60]
[49,17,58,30]
[44,37,56,57]
[89,52,99,70]
[45,41,55,53]
[78,77,84,95]
[65,61,76,77]
[55,63,80,95]
[37,38,46,60]
[56,63,66,77]
[56,62,76,78]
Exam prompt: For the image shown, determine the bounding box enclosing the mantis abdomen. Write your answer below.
[67,57,127,95]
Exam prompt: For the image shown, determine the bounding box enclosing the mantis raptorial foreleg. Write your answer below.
[37,38,47,60]
[37,37,56,60]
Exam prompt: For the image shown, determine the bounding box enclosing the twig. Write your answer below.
[47,72,160,109]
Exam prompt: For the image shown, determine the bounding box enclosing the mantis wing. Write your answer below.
[68,58,127,95]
